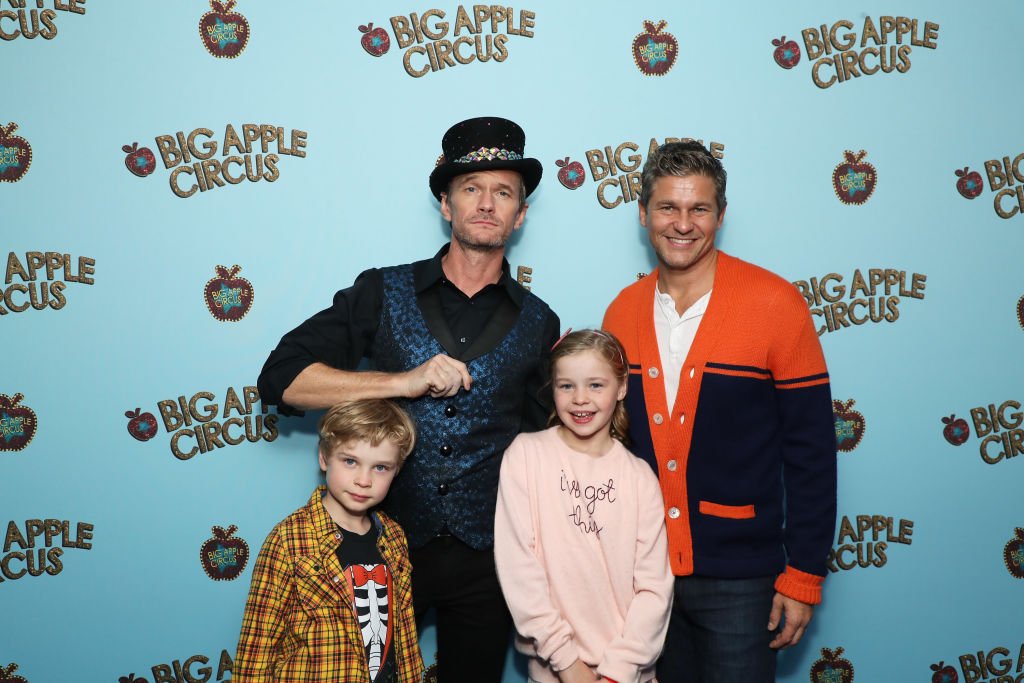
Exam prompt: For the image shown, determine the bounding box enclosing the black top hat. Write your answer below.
[429,116,543,200]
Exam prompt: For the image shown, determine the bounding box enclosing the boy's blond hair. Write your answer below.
[317,399,416,467]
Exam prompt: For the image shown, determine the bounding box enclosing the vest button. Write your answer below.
[444,405,457,418]
[438,483,449,496]
[652,413,664,425]
[440,444,453,456]
[648,367,659,379]
[668,507,680,519]
[666,459,678,472]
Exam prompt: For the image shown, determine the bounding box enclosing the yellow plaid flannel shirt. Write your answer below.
[233,486,424,682]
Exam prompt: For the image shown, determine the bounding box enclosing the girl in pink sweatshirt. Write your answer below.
[495,329,673,683]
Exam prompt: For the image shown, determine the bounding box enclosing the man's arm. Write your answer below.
[282,357,471,409]
[258,268,470,412]
[767,285,838,642]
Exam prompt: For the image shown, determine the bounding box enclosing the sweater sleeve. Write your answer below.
[597,466,674,683]
[768,286,838,605]
[494,437,580,672]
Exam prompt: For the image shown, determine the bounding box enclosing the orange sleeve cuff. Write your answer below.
[774,565,825,605]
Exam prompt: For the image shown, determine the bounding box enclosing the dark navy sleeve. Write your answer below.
[257,268,384,415]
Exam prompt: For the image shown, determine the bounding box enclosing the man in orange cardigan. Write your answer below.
[603,141,837,682]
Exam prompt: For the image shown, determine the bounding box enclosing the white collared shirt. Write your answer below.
[653,287,711,409]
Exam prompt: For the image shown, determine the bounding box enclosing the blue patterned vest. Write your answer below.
[374,263,551,549]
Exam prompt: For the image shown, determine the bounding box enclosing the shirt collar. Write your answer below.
[654,287,712,323]
[413,244,523,306]
[306,485,382,547]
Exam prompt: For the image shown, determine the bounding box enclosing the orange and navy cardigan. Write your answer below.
[603,252,837,604]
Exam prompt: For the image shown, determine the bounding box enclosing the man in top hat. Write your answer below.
[258,116,560,682]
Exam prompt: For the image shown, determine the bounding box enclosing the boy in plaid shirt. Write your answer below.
[234,399,424,683]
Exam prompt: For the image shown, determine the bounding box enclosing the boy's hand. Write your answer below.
[404,354,472,398]
[558,659,600,683]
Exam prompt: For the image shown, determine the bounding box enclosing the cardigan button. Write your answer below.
[668,507,680,519]
[440,444,453,457]
[652,413,664,425]
[666,459,677,472]
[438,483,449,496]
[648,367,659,379]
[444,405,457,418]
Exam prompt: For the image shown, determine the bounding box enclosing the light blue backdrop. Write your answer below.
[3,1,1022,681]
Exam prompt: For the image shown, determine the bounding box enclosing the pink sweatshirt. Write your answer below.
[494,427,673,683]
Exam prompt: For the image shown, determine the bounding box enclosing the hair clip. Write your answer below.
[551,327,573,351]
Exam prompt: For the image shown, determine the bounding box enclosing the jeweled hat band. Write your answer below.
[455,147,523,164]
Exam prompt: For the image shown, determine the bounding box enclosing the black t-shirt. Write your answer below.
[335,524,397,683]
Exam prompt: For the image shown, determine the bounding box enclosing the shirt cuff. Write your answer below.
[774,565,825,605]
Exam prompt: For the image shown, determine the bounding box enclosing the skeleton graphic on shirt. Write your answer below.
[346,563,392,681]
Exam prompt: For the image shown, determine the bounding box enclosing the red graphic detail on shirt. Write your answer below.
[345,563,393,682]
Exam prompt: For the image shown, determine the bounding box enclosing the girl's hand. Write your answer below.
[558,659,600,683]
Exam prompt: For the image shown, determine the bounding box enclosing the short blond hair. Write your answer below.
[318,399,416,467]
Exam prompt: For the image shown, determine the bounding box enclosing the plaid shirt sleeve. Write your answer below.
[233,525,293,682]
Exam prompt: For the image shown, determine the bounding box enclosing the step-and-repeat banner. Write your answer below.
[3,2,1021,681]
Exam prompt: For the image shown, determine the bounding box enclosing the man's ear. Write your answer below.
[440,192,452,222]
[513,202,529,230]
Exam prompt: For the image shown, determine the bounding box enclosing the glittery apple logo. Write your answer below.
[632,20,678,76]
[204,264,254,322]
[200,524,250,581]
[200,0,249,58]
[941,414,970,446]
[0,122,32,183]
[1004,528,1024,579]
[125,408,159,442]
[556,157,586,190]
[832,150,876,205]
[0,393,38,453]
[809,647,854,683]
[0,663,29,683]
[832,399,865,452]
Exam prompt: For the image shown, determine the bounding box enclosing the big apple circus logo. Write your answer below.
[359,5,535,78]
[954,151,1024,219]
[928,643,1024,683]
[941,400,1024,465]
[810,647,854,683]
[2,251,94,316]
[1,519,93,582]
[557,137,726,209]
[772,16,939,89]
[0,0,84,41]
[146,124,307,198]
[1,662,30,683]
[826,514,912,572]
[792,268,926,336]
[131,386,278,459]
[119,650,234,683]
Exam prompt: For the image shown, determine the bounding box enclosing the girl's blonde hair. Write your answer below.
[547,329,630,443]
